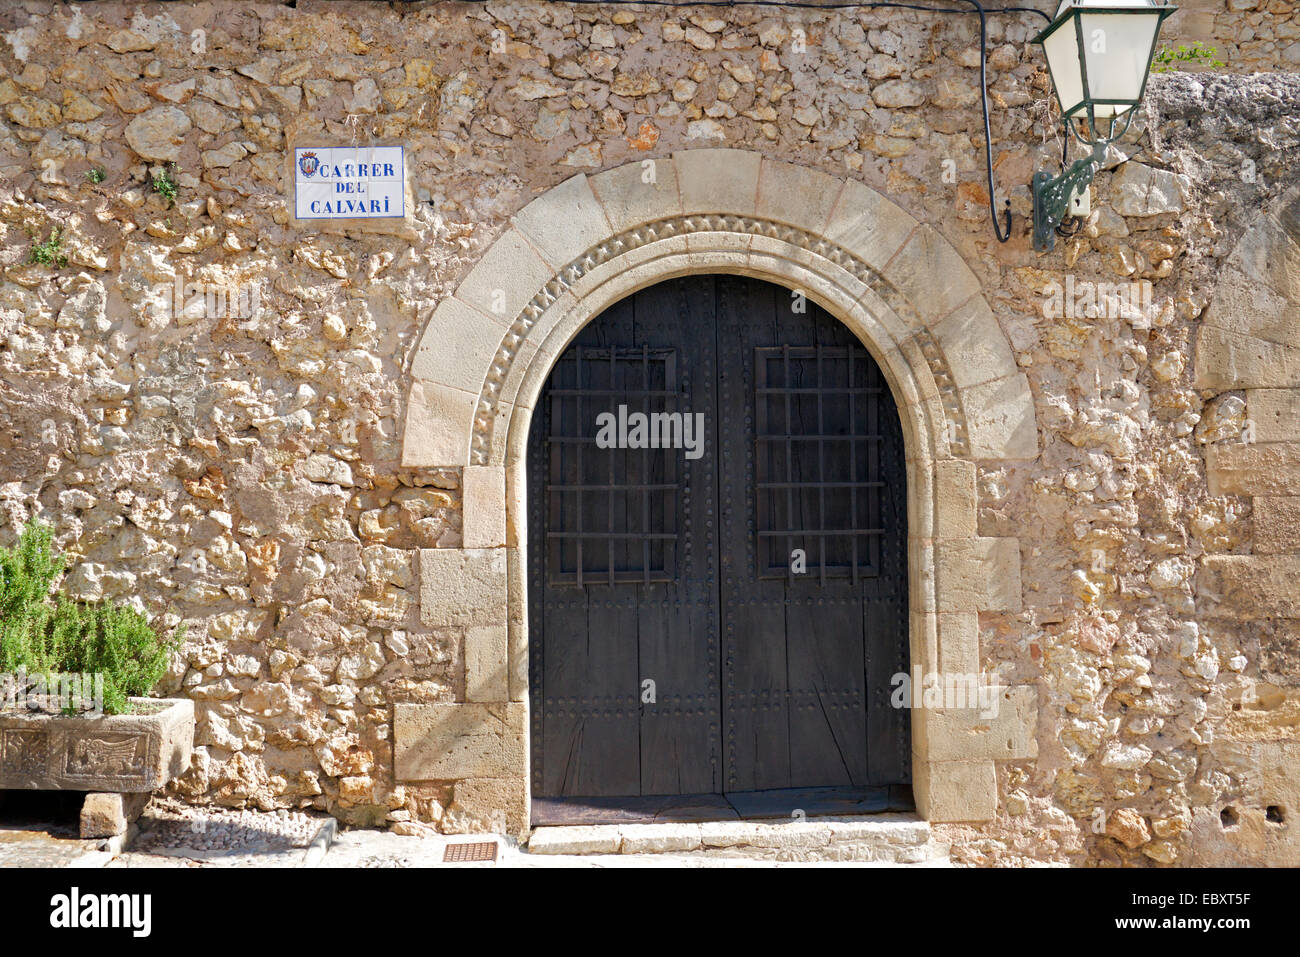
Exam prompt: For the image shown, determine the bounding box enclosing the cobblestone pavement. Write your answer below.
[1,803,951,868]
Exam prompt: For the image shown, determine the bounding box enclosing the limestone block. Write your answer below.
[1198,554,1300,619]
[934,458,977,539]
[1247,389,1300,442]
[673,148,761,216]
[1194,326,1298,391]
[961,373,1039,460]
[465,623,509,702]
[619,823,704,853]
[80,791,149,839]
[880,225,982,324]
[1254,496,1300,553]
[923,685,1038,762]
[419,548,507,627]
[936,611,979,674]
[1188,739,1300,866]
[1204,266,1297,350]
[929,297,1018,390]
[1227,210,1300,308]
[401,378,477,467]
[506,549,528,703]
[1205,442,1300,496]
[393,702,525,780]
[935,537,1022,613]
[450,776,528,839]
[755,158,844,233]
[409,297,503,394]
[528,825,622,854]
[914,758,997,822]
[589,158,682,233]
[823,179,917,273]
[462,465,506,549]
[512,174,611,268]
[453,227,555,325]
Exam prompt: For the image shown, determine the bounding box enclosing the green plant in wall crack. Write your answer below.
[86,167,105,184]
[28,226,68,269]
[151,163,180,206]
[1152,42,1225,72]
[0,519,184,715]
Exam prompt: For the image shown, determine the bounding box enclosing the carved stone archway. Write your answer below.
[396,150,1040,837]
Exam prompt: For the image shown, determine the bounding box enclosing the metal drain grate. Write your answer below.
[443,841,499,863]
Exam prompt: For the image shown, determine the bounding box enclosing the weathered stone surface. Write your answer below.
[1254,497,1300,553]
[80,791,149,839]
[935,537,1022,613]
[461,465,507,549]
[419,548,507,627]
[0,699,194,792]
[1205,442,1300,496]
[449,777,527,839]
[124,105,191,161]
[1199,555,1300,619]
[1109,162,1192,216]
[962,373,1039,460]
[1105,807,1152,849]
[512,174,610,267]
[1247,389,1300,442]
[922,685,1038,762]
[915,759,996,822]
[464,623,508,702]
[393,703,524,780]
[674,148,761,216]
[1195,326,1299,391]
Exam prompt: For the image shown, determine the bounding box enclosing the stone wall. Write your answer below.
[0,0,1298,863]
[1162,0,1300,72]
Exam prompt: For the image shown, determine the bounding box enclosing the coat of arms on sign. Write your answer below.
[298,151,319,178]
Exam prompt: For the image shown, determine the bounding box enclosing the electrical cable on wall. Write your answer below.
[460,0,1056,243]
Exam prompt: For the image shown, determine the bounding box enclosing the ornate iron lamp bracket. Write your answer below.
[1032,142,1105,252]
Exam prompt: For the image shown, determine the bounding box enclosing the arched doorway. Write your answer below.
[397,152,1040,834]
[526,274,910,819]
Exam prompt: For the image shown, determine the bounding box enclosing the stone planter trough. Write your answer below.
[0,698,195,838]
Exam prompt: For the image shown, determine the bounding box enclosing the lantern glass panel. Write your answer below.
[1078,11,1164,117]
[1042,18,1085,117]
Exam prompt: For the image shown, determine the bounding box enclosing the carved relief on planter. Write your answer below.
[0,698,194,793]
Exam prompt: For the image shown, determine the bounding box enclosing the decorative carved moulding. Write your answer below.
[0,698,194,793]
[468,213,971,465]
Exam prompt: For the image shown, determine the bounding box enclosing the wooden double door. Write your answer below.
[527,275,910,802]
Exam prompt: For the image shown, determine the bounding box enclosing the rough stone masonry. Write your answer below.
[0,0,1298,866]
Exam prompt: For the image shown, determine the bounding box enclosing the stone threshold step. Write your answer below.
[529,812,934,862]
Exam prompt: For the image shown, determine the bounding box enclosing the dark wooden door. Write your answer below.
[528,275,909,801]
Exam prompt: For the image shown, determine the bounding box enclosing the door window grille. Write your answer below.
[754,344,888,581]
[544,346,681,585]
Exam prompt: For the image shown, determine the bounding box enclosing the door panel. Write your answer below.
[528,277,721,798]
[529,275,909,801]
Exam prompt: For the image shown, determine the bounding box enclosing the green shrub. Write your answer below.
[0,519,183,714]
[1152,42,1225,73]
[151,164,179,206]
[28,227,68,269]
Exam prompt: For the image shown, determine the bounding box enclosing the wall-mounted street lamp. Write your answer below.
[1031,0,1177,251]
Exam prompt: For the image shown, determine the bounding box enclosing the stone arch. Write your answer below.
[398,150,1039,829]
